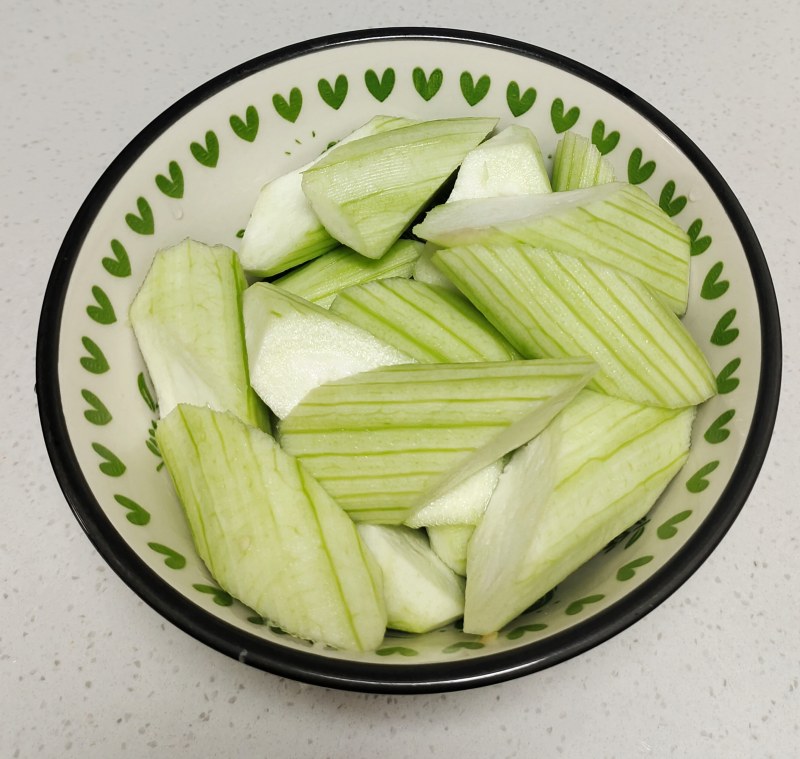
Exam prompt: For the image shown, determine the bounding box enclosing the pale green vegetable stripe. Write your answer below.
[434,243,715,408]
[414,182,690,313]
[557,183,688,248]
[271,239,423,308]
[329,278,520,363]
[279,358,597,523]
[129,239,268,431]
[301,117,497,259]
[552,131,615,190]
[464,391,695,634]
[240,115,414,276]
[156,404,387,652]
[463,418,561,634]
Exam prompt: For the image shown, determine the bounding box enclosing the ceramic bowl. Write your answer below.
[36,28,781,693]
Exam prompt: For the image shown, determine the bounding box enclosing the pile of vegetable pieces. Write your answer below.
[130,116,714,651]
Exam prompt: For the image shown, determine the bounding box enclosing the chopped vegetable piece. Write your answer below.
[434,243,716,408]
[405,459,503,528]
[242,282,412,419]
[464,390,695,634]
[447,124,552,201]
[239,116,413,276]
[414,182,691,314]
[272,239,423,308]
[357,524,465,633]
[301,117,497,259]
[279,358,597,523]
[412,242,458,292]
[156,404,387,651]
[552,131,616,190]
[129,238,268,430]
[427,524,474,577]
[330,278,520,363]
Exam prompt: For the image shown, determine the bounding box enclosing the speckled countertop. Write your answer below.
[3,1,798,756]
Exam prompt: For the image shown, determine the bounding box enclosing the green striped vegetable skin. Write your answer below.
[129,239,269,431]
[156,404,387,651]
[414,182,691,314]
[278,358,597,523]
[464,390,695,634]
[552,130,616,190]
[301,117,497,259]
[272,239,423,308]
[434,243,715,409]
[329,277,521,363]
[240,116,414,276]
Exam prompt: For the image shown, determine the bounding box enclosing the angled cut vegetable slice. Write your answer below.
[329,277,515,526]
[279,357,597,524]
[357,524,465,633]
[464,390,695,634]
[129,238,268,430]
[414,182,690,313]
[329,278,520,363]
[411,125,550,292]
[301,117,498,259]
[242,282,412,419]
[272,239,423,308]
[434,243,715,408]
[156,404,387,651]
[239,115,414,276]
[404,458,503,528]
[446,124,551,201]
[427,524,474,576]
[412,242,458,292]
[551,130,616,190]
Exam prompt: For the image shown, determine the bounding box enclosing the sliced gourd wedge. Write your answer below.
[279,357,597,523]
[464,390,695,634]
[447,124,551,201]
[156,404,387,651]
[434,243,715,409]
[129,238,268,430]
[357,524,465,633]
[427,524,474,577]
[404,459,503,528]
[301,117,497,259]
[329,278,520,363]
[242,282,412,419]
[272,239,423,308]
[239,116,414,276]
[551,131,616,190]
[414,182,691,314]
[412,242,458,292]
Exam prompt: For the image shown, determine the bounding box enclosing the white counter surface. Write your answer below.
[3,1,798,756]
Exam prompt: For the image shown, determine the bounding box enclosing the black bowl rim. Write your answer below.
[36,27,782,694]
